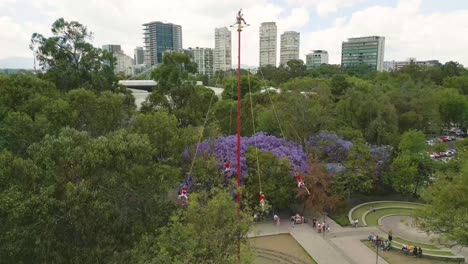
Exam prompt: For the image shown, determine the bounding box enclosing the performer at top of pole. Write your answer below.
[236,9,247,26]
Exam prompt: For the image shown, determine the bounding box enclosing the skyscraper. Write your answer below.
[341,36,385,71]
[306,50,329,69]
[190,47,214,77]
[280,31,300,65]
[259,22,277,67]
[134,47,144,65]
[143,21,183,66]
[214,27,232,73]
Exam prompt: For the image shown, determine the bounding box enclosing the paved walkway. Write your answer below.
[249,216,388,264]
[380,215,438,244]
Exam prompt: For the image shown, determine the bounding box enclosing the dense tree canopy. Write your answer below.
[30,18,116,91]
[2,17,468,263]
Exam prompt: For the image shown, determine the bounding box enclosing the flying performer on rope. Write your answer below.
[259,192,265,210]
[224,160,232,174]
[178,183,189,200]
[294,171,311,195]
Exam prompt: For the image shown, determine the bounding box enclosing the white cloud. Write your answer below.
[287,0,370,16]
[302,0,468,65]
[0,16,37,58]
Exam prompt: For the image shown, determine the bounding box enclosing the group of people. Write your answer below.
[290,214,305,226]
[402,244,423,258]
[180,161,310,209]
[368,233,391,251]
[312,219,330,233]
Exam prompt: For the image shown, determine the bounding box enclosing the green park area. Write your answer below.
[1,17,467,264]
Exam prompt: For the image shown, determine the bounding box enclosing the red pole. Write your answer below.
[236,22,242,218]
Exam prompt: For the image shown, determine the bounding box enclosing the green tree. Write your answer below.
[435,88,468,128]
[398,129,427,153]
[419,168,468,245]
[67,89,133,136]
[332,140,374,199]
[286,59,307,79]
[131,112,179,162]
[244,148,294,211]
[387,130,432,195]
[257,64,289,85]
[330,74,350,98]
[3,128,179,263]
[30,18,116,91]
[443,75,468,95]
[221,75,262,100]
[132,190,253,264]
[151,52,197,92]
[171,85,217,127]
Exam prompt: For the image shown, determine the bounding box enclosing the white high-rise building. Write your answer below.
[191,47,214,77]
[214,27,232,73]
[280,31,300,65]
[259,22,277,67]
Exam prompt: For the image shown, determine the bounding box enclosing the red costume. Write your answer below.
[259,193,265,210]
[295,173,305,188]
[179,185,188,200]
[224,162,231,173]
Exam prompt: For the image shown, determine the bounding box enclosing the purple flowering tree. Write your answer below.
[183,132,308,179]
[307,132,353,163]
[370,145,392,179]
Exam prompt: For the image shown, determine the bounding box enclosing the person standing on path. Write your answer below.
[290,216,295,228]
[354,218,359,227]
[274,214,280,226]
[388,230,393,242]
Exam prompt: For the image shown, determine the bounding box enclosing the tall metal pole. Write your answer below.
[375,236,379,264]
[236,15,242,219]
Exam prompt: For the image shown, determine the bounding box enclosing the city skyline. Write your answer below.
[2,0,468,68]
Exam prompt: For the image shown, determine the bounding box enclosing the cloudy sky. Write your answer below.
[1,0,468,68]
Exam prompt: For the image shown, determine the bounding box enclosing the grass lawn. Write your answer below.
[362,241,452,264]
[392,237,439,250]
[365,208,419,226]
[351,202,423,224]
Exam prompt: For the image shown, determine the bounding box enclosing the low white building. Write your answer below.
[384,58,441,72]
[114,52,134,76]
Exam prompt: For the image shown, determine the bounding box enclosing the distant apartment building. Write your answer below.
[214,27,232,73]
[114,52,134,76]
[341,36,385,71]
[259,22,277,67]
[306,50,329,69]
[280,31,300,65]
[189,47,214,77]
[134,47,145,65]
[384,58,441,71]
[102,44,122,54]
[143,21,182,66]
[102,44,133,75]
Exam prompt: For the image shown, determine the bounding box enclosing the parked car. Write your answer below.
[439,136,449,142]
[426,139,435,146]
[445,150,455,157]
